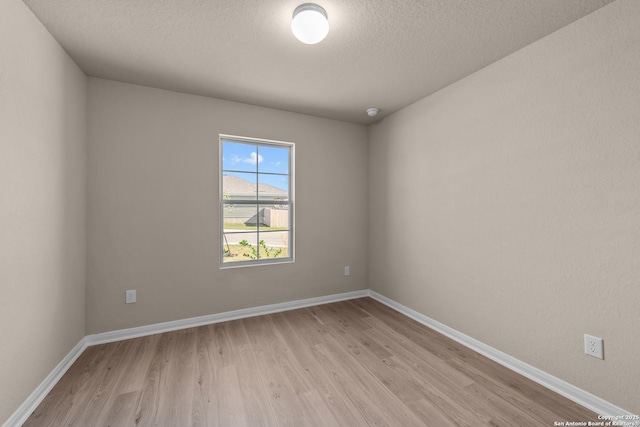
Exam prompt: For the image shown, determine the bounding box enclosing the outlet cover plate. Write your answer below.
[126,290,136,304]
[584,334,603,359]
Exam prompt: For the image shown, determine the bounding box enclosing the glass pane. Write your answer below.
[257,173,289,201]
[257,145,289,174]
[222,141,258,173]
[257,203,290,260]
[222,172,257,201]
[222,202,259,231]
[258,203,290,230]
[221,231,259,263]
[258,239,288,260]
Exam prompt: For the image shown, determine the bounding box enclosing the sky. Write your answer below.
[222,140,290,191]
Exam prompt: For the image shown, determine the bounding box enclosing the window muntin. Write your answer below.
[220,136,293,267]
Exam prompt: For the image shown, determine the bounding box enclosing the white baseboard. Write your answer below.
[86,289,369,346]
[3,337,89,427]
[5,288,634,426]
[368,290,636,421]
[3,289,367,427]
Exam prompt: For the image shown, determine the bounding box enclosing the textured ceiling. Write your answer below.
[23,0,614,124]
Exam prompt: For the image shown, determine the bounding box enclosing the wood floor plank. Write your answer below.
[192,324,217,427]
[361,316,477,389]
[116,334,161,395]
[311,341,402,426]
[132,331,172,426]
[156,328,197,425]
[25,297,601,426]
[217,364,247,426]
[243,315,309,427]
[272,309,368,426]
[103,390,142,427]
[232,319,280,427]
[74,338,148,425]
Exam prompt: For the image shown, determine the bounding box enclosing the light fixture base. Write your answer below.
[293,3,327,20]
[292,3,329,44]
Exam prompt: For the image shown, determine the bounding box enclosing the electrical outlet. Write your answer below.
[584,334,603,359]
[126,290,136,304]
[344,266,350,276]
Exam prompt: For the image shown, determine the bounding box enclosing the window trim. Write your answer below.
[219,134,295,268]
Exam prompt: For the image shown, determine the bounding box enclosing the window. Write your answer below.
[220,135,294,267]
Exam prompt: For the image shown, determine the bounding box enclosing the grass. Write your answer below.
[222,244,288,263]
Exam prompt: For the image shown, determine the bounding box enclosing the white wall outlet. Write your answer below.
[344,266,350,276]
[584,334,603,359]
[125,290,136,304]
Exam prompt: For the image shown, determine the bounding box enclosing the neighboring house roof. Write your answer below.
[223,174,287,198]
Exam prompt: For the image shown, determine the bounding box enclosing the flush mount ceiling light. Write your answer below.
[291,3,329,44]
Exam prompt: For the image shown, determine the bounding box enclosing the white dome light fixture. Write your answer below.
[291,3,329,45]
[367,108,379,117]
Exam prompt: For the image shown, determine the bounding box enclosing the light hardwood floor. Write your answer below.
[25,298,598,426]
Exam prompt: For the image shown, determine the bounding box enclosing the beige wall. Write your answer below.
[0,0,87,423]
[86,78,368,334]
[368,0,640,413]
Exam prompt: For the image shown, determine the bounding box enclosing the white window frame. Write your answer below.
[219,134,294,268]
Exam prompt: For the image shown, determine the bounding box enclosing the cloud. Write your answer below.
[242,152,263,165]
[228,152,264,166]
